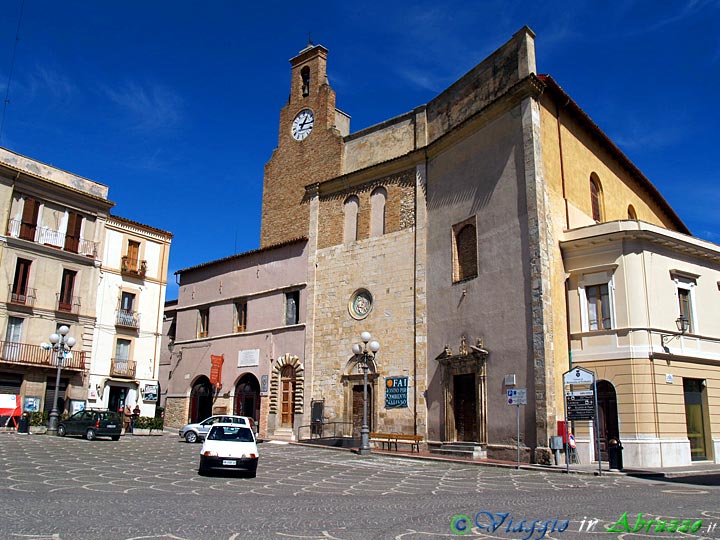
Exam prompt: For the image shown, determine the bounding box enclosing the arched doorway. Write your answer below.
[280,365,296,428]
[189,376,213,423]
[596,380,619,461]
[234,374,260,423]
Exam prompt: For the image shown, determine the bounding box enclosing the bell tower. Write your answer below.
[260,43,348,248]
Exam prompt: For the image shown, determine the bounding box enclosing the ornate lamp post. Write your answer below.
[41,325,76,435]
[352,331,380,456]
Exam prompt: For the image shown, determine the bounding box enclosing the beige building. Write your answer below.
[89,216,172,417]
[0,146,172,425]
[0,147,111,419]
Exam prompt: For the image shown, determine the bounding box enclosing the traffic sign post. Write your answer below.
[561,368,601,476]
[507,389,527,469]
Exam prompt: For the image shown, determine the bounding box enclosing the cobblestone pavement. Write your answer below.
[1,432,718,540]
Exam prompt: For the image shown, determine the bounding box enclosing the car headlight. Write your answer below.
[202,451,218,457]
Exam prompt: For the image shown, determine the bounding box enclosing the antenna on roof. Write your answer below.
[308,32,314,46]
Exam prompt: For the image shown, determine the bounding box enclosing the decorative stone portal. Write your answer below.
[268,354,304,438]
[436,339,488,444]
[342,356,378,438]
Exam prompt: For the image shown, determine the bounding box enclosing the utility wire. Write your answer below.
[0,0,26,143]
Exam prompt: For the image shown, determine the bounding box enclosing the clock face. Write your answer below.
[291,109,314,141]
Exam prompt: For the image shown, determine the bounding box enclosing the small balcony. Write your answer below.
[56,294,81,314]
[110,358,136,378]
[121,256,147,279]
[0,340,87,370]
[116,309,141,329]
[7,286,37,307]
[7,219,98,258]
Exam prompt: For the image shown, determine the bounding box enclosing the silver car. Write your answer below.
[179,415,255,443]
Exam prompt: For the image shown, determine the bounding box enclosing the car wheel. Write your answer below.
[185,431,198,443]
[86,428,96,441]
[57,425,66,437]
[111,435,120,441]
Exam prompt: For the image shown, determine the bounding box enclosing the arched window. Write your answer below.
[590,174,604,222]
[301,67,310,97]
[627,205,637,220]
[453,220,478,283]
[343,195,359,243]
[370,187,387,237]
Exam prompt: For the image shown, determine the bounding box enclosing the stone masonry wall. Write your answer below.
[317,169,415,250]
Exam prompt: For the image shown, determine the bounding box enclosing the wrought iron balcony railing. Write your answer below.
[7,219,98,258]
[7,286,37,306]
[110,358,136,378]
[121,256,147,278]
[116,309,141,328]
[0,340,86,370]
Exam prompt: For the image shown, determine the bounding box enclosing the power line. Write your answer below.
[0,0,26,143]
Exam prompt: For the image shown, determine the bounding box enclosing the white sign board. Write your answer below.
[563,367,595,385]
[238,349,260,367]
[507,388,527,405]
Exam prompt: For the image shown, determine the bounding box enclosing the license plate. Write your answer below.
[222,459,236,466]
[107,425,116,428]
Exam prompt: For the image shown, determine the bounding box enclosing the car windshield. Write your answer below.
[208,426,254,442]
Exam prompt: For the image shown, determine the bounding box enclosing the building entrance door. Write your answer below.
[190,378,213,423]
[234,374,260,424]
[453,373,477,442]
[280,366,295,427]
[683,378,709,461]
[596,380,619,461]
[352,384,372,438]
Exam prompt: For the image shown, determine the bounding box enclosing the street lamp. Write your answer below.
[352,331,380,456]
[41,325,76,435]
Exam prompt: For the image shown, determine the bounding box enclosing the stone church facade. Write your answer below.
[165,27,720,467]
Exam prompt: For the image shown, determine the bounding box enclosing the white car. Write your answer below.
[198,423,259,477]
[179,414,255,443]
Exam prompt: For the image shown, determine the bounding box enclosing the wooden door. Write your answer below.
[280,366,295,427]
[352,384,373,437]
[453,374,478,442]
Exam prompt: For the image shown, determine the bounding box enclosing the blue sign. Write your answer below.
[385,377,408,409]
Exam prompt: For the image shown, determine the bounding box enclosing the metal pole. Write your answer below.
[564,387,569,474]
[516,404,520,469]
[47,349,63,435]
[359,354,370,455]
[594,377,601,476]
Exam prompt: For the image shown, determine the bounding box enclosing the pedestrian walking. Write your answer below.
[131,403,141,432]
[124,403,132,433]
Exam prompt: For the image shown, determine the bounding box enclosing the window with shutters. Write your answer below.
[198,309,209,338]
[285,291,300,325]
[235,301,248,332]
[58,269,77,312]
[579,271,615,332]
[20,197,40,241]
[64,212,83,253]
[11,258,32,305]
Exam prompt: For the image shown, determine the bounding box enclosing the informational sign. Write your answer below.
[260,375,269,394]
[142,384,158,402]
[563,367,595,385]
[506,388,527,405]
[385,377,408,408]
[24,396,41,412]
[238,349,259,367]
[210,354,224,387]
[566,390,596,420]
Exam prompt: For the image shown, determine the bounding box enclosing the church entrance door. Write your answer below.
[453,373,478,442]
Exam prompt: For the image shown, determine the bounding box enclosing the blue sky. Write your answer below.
[1,1,718,300]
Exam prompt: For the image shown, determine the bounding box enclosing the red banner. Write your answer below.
[210,354,224,387]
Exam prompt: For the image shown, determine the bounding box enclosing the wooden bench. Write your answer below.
[369,432,423,453]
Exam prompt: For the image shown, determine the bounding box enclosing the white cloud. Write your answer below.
[99,80,184,134]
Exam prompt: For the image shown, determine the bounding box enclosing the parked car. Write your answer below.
[198,423,259,477]
[179,415,255,443]
[57,410,122,441]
